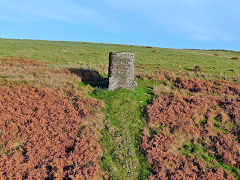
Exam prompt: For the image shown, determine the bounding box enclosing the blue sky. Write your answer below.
[0,0,239,50]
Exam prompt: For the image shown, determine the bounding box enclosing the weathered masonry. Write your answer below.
[108,52,136,91]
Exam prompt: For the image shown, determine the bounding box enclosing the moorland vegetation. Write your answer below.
[0,39,239,179]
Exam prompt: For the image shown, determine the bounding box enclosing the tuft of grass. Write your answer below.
[0,58,81,93]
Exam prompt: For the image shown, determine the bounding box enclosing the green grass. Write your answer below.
[0,39,239,79]
[87,79,153,179]
[179,141,240,179]
[212,116,236,134]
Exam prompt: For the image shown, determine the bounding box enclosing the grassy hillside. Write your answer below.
[0,39,239,179]
[0,39,239,79]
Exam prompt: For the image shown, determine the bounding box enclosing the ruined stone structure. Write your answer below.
[108,52,135,91]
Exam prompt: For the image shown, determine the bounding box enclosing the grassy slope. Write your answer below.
[0,39,239,78]
[87,79,155,179]
[90,87,149,179]
[0,39,240,179]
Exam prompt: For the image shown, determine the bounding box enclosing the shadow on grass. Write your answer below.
[68,68,108,88]
[184,68,194,71]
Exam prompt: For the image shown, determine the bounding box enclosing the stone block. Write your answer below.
[108,52,135,91]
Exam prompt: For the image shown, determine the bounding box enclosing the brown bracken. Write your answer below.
[141,77,240,179]
[0,85,103,179]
